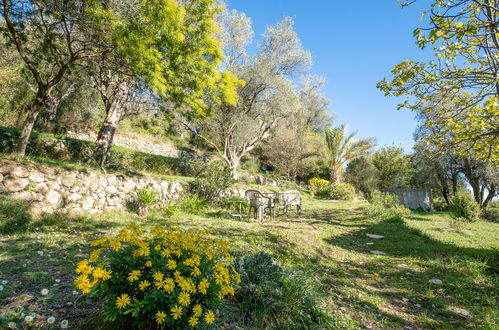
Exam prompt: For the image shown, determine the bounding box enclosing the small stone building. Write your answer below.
[382,188,433,211]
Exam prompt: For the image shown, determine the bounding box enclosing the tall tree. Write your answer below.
[322,125,374,183]
[87,0,240,166]
[1,0,103,155]
[377,0,499,164]
[196,15,312,179]
[372,146,414,189]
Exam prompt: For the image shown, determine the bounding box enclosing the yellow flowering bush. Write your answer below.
[307,178,330,196]
[74,224,240,328]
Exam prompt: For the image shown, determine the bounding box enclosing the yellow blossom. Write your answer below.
[167,259,177,270]
[155,311,167,324]
[116,294,131,309]
[139,280,150,291]
[188,316,199,327]
[198,278,209,294]
[171,305,182,319]
[192,304,202,317]
[92,267,111,281]
[161,248,171,258]
[178,291,190,307]
[204,310,215,324]
[144,261,153,268]
[127,270,141,282]
[191,267,201,277]
[163,278,175,293]
[153,271,164,282]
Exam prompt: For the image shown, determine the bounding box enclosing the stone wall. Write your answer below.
[383,188,433,211]
[0,159,187,214]
[66,131,181,158]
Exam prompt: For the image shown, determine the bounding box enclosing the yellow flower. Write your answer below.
[198,278,209,295]
[178,291,190,307]
[192,304,202,317]
[171,305,182,320]
[167,259,177,270]
[191,267,201,277]
[161,248,171,258]
[92,267,111,281]
[154,244,161,251]
[116,294,131,309]
[127,270,141,282]
[155,311,167,324]
[153,271,164,282]
[204,310,215,324]
[163,278,175,293]
[89,248,104,262]
[188,316,199,327]
[173,270,181,278]
[74,275,92,294]
[139,280,150,291]
[144,261,153,268]
[76,260,93,275]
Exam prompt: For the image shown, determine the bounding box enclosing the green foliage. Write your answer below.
[190,160,233,202]
[482,202,499,222]
[219,196,248,210]
[377,1,499,164]
[127,188,159,216]
[0,195,32,235]
[345,157,379,196]
[324,183,357,201]
[74,224,240,328]
[449,193,481,222]
[363,190,410,222]
[433,198,449,212]
[372,146,414,189]
[178,195,208,215]
[231,252,333,328]
[307,177,330,196]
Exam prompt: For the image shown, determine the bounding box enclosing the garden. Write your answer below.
[1,0,498,329]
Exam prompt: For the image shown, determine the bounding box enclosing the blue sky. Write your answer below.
[227,0,433,152]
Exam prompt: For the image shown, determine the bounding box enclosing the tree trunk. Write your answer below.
[229,157,240,180]
[92,81,129,167]
[482,185,496,208]
[16,89,48,155]
[330,167,342,184]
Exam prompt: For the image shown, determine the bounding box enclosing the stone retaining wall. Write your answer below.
[383,188,433,211]
[0,159,187,214]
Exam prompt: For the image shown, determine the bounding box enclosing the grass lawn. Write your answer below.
[0,197,497,329]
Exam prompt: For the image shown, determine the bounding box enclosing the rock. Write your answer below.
[366,234,384,239]
[446,306,471,318]
[105,185,118,194]
[397,264,409,269]
[28,172,45,183]
[0,173,3,182]
[34,183,49,193]
[46,190,63,207]
[370,250,386,255]
[81,197,94,211]
[67,193,82,203]
[3,176,29,192]
[1,164,29,177]
[107,176,118,186]
[366,242,374,245]
[0,183,4,193]
[12,191,33,201]
[98,177,108,187]
[61,175,76,187]
[429,279,443,285]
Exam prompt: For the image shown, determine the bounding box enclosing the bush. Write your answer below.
[449,193,481,221]
[127,188,158,216]
[178,194,208,215]
[74,224,240,328]
[0,195,32,235]
[219,196,248,211]
[307,178,330,196]
[433,198,449,211]
[483,202,499,222]
[230,252,332,328]
[362,190,410,222]
[324,183,357,200]
[190,160,233,202]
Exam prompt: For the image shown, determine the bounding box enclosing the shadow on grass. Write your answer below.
[321,217,499,328]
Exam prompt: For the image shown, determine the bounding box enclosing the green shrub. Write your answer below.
[190,160,233,202]
[0,195,32,235]
[178,194,208,215]
[74,224,240,328]
[449,192,481,221]
[162,204,180,217]
[483,202,499,222]
[368,190,400,208]
[362,190,410,222]
[324,183,357,200]
[433,198,449,211]
[127,188,159,216]
[230,252,332,328]
[219,196,248,210]
[307,177,330,196]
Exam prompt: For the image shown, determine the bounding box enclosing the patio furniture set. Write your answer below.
[227,190,302,221]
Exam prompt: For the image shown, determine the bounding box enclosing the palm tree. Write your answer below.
[323,125,374,183]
